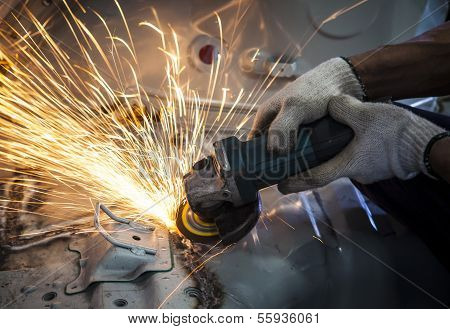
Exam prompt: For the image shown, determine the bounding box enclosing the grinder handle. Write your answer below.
[220,116,354,204]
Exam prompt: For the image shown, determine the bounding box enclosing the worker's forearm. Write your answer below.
[350,22,450,100]
[430,137,450,183]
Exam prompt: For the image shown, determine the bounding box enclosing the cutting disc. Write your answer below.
[176,202,221,244]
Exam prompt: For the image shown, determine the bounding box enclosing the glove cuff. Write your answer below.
[340,57,369,101]
[319,57,366,101]
[397,114,445,179]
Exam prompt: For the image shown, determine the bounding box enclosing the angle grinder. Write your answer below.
[177,116,354,244]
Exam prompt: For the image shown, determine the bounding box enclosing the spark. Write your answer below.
[195,239,223,263]
[0,2,223,230]
[0,0,367,241]
[265,209,296,230]
[312,235,324,244]
[250,48,260,62]
[157,243,235,309]
[260,214,269,231]
[300,0,369,52]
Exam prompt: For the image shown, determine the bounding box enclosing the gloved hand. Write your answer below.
[278,95,446,194]
[249,57,364,152]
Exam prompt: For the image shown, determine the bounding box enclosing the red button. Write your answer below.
[198,44,216,65]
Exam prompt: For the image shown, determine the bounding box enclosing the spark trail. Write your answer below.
[0,0,366,238]
[0,2,234,230]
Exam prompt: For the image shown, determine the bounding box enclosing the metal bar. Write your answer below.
[94,203,157,255]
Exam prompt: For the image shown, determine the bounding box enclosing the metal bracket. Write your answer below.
[66,203,172,294]
[95,203,156,255]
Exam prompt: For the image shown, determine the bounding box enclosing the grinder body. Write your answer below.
[181,116,354,243]
[216,116,354,206]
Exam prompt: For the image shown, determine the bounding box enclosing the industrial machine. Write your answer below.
[179,116,353,244]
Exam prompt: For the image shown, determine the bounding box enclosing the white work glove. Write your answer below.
[278,95,446,194]
[249,57,365,152]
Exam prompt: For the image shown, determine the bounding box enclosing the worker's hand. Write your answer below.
[278,95,445,194]
[249,57,364,153]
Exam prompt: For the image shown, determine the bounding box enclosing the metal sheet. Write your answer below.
[66,221,172,294]
[0,236,197,309]
[204,179,450,308]
[2,179,449,308]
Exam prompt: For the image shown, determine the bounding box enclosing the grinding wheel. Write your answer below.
[176,202,221,244]
[176,195,261,245]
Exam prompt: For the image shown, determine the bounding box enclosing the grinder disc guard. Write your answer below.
[176,195,261,245]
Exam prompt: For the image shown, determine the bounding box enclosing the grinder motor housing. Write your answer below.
[183,116,354,221]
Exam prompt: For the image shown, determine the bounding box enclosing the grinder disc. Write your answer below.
[176,202,220,244]
[176,195,261,245]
